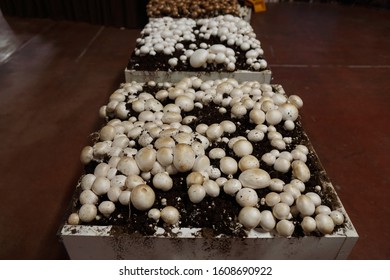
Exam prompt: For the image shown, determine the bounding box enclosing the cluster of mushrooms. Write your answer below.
[146,0,240,18]
[67,77,345,237]
[133,15,267,72]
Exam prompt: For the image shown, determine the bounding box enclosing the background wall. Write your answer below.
[0,0,149,28]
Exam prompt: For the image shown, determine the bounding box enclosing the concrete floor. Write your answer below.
[0,2,389,259]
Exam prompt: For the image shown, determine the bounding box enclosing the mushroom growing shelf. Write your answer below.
[58,77,358,259]
[125,16,271,84]
[145,0,252,22]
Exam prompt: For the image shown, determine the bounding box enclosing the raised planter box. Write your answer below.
[58,79,358,260]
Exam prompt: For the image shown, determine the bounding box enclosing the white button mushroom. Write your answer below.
[192,155,211,172]
[206,124,224,141]
[238,155,260,172]
[279,151,293,161]
[261,153,276,166]
[98,201,115,218]
[265,109,283,125]
[125,174,145,191]
[274,157,291,173]
[268,131,283,141]
[117,157,140,176]
[279,191,295,206]
[220,157,238,175]
[107,186,122,202]
[238,168,271,189]
[209,148,226,159]
[291,160,311,182]
[99,125,116,141]
[173,144,196,172]
[220,120,236,134]
[130,184,156,211]
[91,177,111,196]
[186,172,205,187]
[272,202,291,220]
[79,189,99,205]
[223,178,242,196]
[79,204,97,223]
[279,103,299,121]
[283,184,301,199]
[153,172,173,191]
[315,205,332,215]
[188,184,206,203]
[233,140,253,157]
[290,179,305,192]
[160,206,180,225]
[168,57,178,68]
[330,210,345,225]
[118,190,131,205]
[288,95,303,109]
[301,216,317,233]
[296,144,309,155]
[305,192,322,207]
[238,207,261,230]
[291,149,307,162]
[265,192,281,207]
[81,174,96,190]
[148,208,161,221]
[161,112,182,124]
[190,49,209,68]
[236,188,259,207]
[247,130,265,142]
[94,163,110,177]
[283,120,295,131]
[271,138,286,150]
[80,146,94,164]
[175,95,194,112]
[269,178,285,192]
[249,109,266,124]
[203,180,220,198]
[156,147,174,167]
[107,167,117,180]
[151,161,165,176]
[276,220,295,237]
[215,177,228,187]
[135,147,157,172]
[67,213,80,225]
[296,195,316,216]
[259,210,276,231]
[315,213,335,235]
[231,103,247,118]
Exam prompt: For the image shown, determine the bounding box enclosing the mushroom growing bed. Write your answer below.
[59,77,358,259]
[146,0,252,22]
[125,16,271,84]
